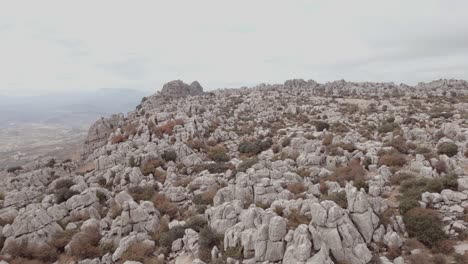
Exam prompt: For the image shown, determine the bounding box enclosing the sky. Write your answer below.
[1,1,468,96]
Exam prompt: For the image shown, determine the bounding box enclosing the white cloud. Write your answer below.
[0,0,467,95]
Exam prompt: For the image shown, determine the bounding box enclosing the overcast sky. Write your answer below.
[1,1,468,96]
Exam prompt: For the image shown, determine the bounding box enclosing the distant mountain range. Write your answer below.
[0,88,148,128]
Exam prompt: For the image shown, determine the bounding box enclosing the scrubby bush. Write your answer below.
[185,215,208,232]
[331,122,349,133]
[162,150,177,162]
[193,187,218,206]
[6,166,22,173]
[377,122,400,133]
[128,185,158,201]
[208,145,230,162]
[399,175,458,214]
[285,208,311,229]
[321,191,348,208]
[281,137,291,147]
[312,120,330,132]
[404,208,446,247]
[3,240,58,263]
[437,142,458,157]
[111,134,126,144]
[69,226,102,259]
[225,245,243,259]
[378,150,407,167]
[49,229,77,252]
[387,136,410,154]
[331,159,366,186]
[287,182,307,195]
[152,193,178,219]
[159,226,185,253]
[238,140,262,155]
[54,179,79,204]
[120,242,156,263]
[140,158,165,176]
[434,160,448,173]
[198,227,224,263]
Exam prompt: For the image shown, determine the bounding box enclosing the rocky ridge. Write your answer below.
[0,79,467,264]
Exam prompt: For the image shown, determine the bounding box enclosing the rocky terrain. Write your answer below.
[1,78,468,264]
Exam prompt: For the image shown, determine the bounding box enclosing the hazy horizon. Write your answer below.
[1,1,468,96]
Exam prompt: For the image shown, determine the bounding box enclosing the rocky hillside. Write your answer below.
[1,79,468,264]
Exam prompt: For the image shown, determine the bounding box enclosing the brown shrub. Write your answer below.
[3,240,58,263]
[319,179,329,194]
[153,168,167,183]
[122,122,138,136]
[287,182,307,195]
[322,134,334,146]
[387,136,410,154]
[140,158,165,176]
[332,159,366,186]
[286,209,311,229]
[432,239,455,254]
[321,191,348,208]
[378,151,407,167]
[434,160,448,174]
[111,134,126,144]
[49,229,77,252]
[207,145,230,162]
[128,184,158,201]
[386,245,401,260]
[406,253,433,264]
[152,193,178,219]
[271,144,281,154]
[120,241,155,262]
[193,186,219,206]
[69,226,102,259]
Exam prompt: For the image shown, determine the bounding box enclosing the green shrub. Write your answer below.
[225,245,243,259]
[312,120,330,132]
[162,150,177,162]
[399,175,458,214]
[198,227,224,262]
[159,226,185,249]
[6,166,22,173]
[238,141,261,155]
[437,142,458,157]
[208,145,230,162]
[404,208,446,247]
